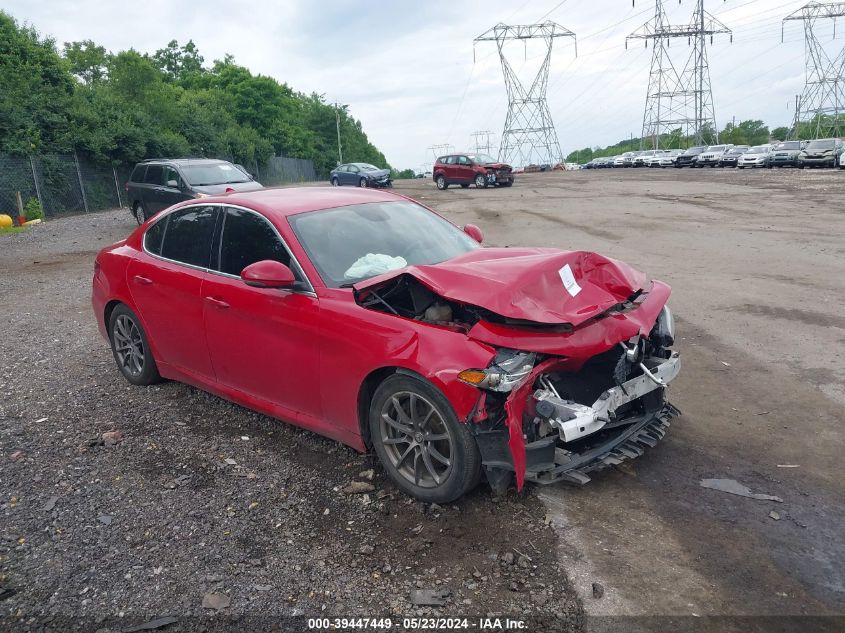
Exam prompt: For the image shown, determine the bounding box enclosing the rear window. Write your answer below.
[129,165,146,183]
[144,218,166,255]
[159,206,218,268]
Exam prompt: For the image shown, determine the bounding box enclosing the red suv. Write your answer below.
[433,153,514,190]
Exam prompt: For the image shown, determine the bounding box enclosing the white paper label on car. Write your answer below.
[559,264,582,297]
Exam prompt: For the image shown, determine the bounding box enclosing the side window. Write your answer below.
[348,164,359,173]
[130,165,146,183]
[162,166,180,188]
[144,165,163,184]
[444,156,456,165]
[159,206,217,268]
[217,208,291,277]
[144,217,167,255]
[457,156,469,165]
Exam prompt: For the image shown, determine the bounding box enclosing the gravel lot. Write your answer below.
[0,211,582,631]
[3,165,845,631]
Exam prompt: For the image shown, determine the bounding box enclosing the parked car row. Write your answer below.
[580,138,845,170]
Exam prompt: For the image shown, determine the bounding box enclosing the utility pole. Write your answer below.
[427,144,454,161]
[783,2,845,139]
[627,1,731,148]
[335,103,343,165]
[474,22,577,168]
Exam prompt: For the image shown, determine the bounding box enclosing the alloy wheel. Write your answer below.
[379,391,453,488]
[113,314,145,377]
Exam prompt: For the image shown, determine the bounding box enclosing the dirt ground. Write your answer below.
[1,167,843,631]
[397,168,845,627]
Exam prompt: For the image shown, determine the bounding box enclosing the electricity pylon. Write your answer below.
[471,130,495,155]
[474,22,576,167]
[428,144,454,161]
[627,1,731,147]
[783,1,845,139]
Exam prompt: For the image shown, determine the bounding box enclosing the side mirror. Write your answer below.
[167,179,179,188]
[241,260,296,289]
[463,224,483,244]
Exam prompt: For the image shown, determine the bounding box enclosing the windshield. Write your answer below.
[467,153,497,164]
[776,142,801,150]
[806,139,834,150]
[289,201,480,287]
[747,147,768,154]
[181,163,251,186]
[684,147,705,155]
[707,146,726,152]
[357,164,381,171]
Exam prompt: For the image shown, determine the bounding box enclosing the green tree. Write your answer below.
[63,40,108,84]
[153,39,205,82]
[0,11,74,154]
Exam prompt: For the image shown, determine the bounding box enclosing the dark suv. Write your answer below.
[125,158,263,224]
[768,141,806,168]
[797,138,845,168]
[433,153,514,189]
[675,146,706,168]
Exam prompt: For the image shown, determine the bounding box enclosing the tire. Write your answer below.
[474,173,487,188]
[132,202,147,225]
[359,177,368,188]
[435,175,448,190]
[369,374,481,503]
[460,184,469,189]
[331,177,339,186]
[108,304,161,386]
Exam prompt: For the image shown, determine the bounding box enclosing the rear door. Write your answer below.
[202,206,321,419]
[127,205,218,380]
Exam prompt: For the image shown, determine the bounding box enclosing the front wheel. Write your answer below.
[435,175,448,190]
[108,304,160,386]
[474,174,487,188]
[369,374,481,503]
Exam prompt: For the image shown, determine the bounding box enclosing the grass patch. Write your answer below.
[0,226,28,234]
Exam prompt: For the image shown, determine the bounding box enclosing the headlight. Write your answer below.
[651,305,675,348]
[459,350,536,392]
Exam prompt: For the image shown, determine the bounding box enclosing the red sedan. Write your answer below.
[92,187,680,502]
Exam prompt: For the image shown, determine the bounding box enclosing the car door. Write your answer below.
[160,164,188,209]
[141,164,165,214]
[202,206,322,420]
[345,164,360,185]
[126,205,218,380]
[455,155,473,182]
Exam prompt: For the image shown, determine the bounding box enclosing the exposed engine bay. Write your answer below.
[354,270,681,492]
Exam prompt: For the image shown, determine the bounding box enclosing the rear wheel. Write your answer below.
[331,177,339,186]
[359,177,368,187]
[369,374,481,503]
[108,304,160,386]
[132,202,146,225]
[435,175,448,190]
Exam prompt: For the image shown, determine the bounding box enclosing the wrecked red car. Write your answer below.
[433,153,514,190]
[92,187,679,503]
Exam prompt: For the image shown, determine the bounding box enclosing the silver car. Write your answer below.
[737,145,771,168]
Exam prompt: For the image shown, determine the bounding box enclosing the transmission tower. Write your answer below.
[428,144,454,161]
[627,1,731,147]
[471,130,495,155]
[783,2,845,139]
[474,22,576,167]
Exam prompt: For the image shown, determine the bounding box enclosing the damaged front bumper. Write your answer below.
[473,351,681,490]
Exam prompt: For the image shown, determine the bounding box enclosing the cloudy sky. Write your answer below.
[6,0,838,169]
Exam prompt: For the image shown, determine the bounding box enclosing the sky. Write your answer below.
[5,0,839,170]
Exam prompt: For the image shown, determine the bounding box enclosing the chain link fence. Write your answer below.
[1,153,318,220]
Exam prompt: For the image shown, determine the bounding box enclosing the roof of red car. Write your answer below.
[203,186,402,218]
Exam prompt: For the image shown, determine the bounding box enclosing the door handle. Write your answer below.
[205,296,230,309]
[134,275,153,285]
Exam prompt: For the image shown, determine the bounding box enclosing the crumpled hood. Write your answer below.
[354,247,648,327]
